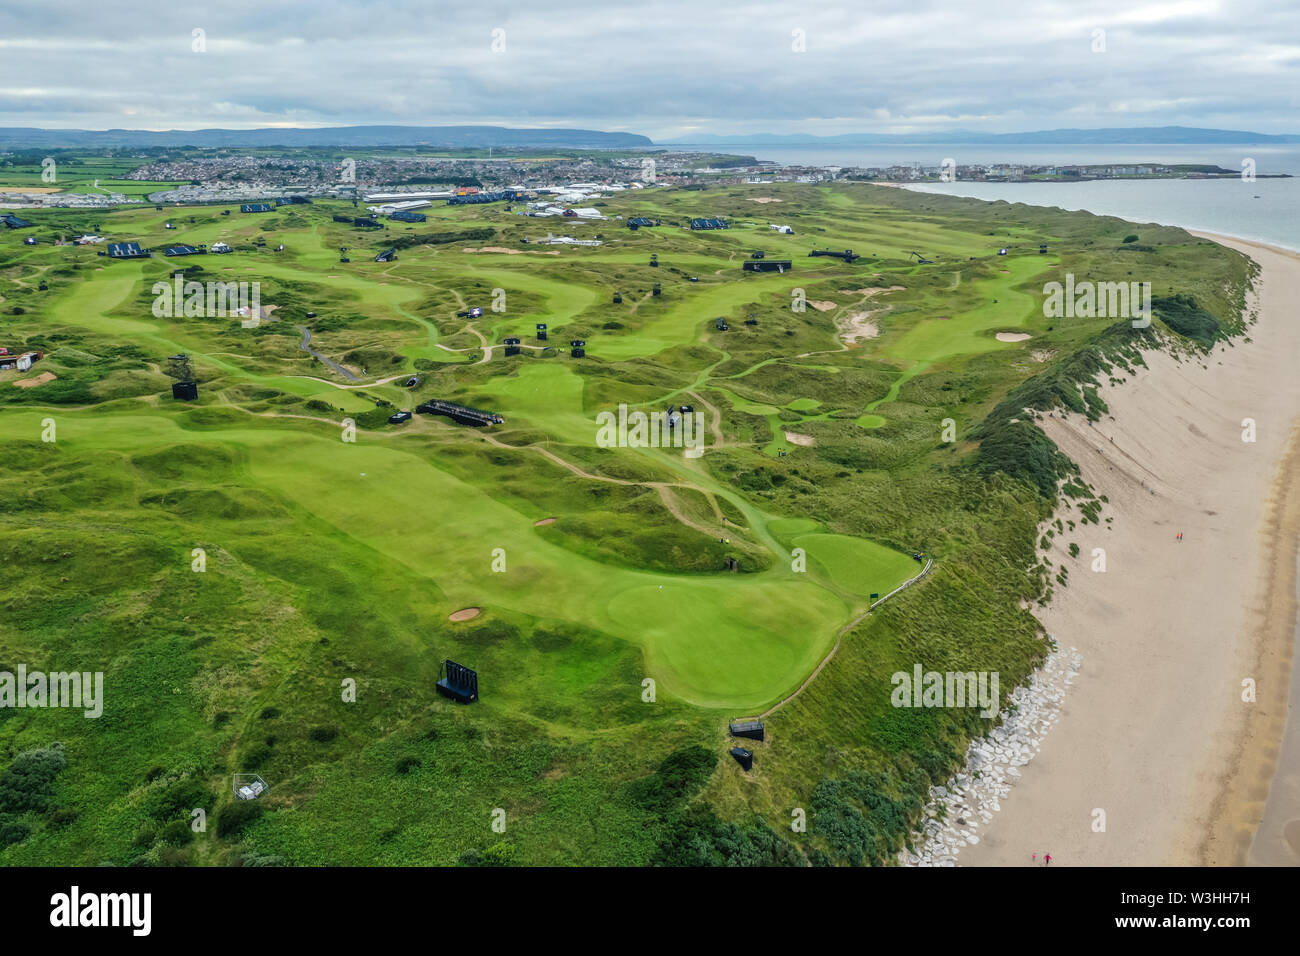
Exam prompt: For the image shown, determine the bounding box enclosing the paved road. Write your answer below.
[295,324,359,381]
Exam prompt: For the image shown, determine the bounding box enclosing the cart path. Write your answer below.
[738,556,935,722]
[478,432,725,538]
[295,325,359,381]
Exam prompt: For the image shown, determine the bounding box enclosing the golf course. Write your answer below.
[0,180,1253,865]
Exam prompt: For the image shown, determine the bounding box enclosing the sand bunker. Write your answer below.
[13,371,56,389]
[784,432,817,446]
[837,311,881,344]
[534,517,557,526]
[448,607,481,622]
[238,304,279,324]
[808,300,837,312]
[464,246,560,256]
[748,197,783,203]
[996,332,1032,342]
[840,285,906,297]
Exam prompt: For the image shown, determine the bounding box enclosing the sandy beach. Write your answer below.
[962,232,1300,867]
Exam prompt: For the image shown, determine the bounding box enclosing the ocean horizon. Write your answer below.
[672,143,1300,253]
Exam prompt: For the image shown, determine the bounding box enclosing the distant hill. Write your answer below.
[661,126,1300,146]
[0,125,653,149]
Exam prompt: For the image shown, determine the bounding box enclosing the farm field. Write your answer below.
[0,154,186,197]
[0,182,1251,866]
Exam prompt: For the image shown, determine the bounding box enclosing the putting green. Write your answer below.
[791,533,920,598]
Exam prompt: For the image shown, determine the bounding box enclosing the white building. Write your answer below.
[363,190,453,202]
[367,199,432,215]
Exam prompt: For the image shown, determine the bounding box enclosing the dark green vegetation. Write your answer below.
[0,180,1251,865]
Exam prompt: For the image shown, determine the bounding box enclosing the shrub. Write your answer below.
[156,819,193,847]
[0,820,31,846]
[458,842,518,866]
[216,800,263,838]
[1152,294,1222,347]
[628,745,716,814]
[239,852,286,866]
[652,809,804,867]
[0,743,68,815]
[147,777,208,820]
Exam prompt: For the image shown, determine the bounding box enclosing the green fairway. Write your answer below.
[883,256,1048,364]
[790,533,921,598]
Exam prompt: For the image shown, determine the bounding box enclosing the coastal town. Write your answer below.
[2,147,1286,211]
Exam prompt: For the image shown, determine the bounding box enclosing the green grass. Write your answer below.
[0,179,1252,866]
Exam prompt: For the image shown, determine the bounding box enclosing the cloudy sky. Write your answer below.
[0,0,1296,139]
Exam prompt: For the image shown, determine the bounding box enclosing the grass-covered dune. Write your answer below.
[0,181,1251,865]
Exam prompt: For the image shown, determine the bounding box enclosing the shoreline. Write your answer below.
[898,184,1300,256]
[1189,232,1300,867]
[957,230,1300,866]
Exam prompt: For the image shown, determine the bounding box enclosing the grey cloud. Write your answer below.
[0,0,1296,136]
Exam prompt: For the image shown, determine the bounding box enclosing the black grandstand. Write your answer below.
[690,218,728,230]
[164,245,203,257]
[730,747,754,771]
[446,189,527,206]
[1,214,34,229]
[107,242,151,259]
[352,217,382,228]
[374,248,397,262]
[810,249,861,262]
[240,203,273,213]
[389,210,427,223]
[332,214,354,223]
[627,217,658,228]
[416,399,504,427]
[743,259,792,273]
[436,660,479,704]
